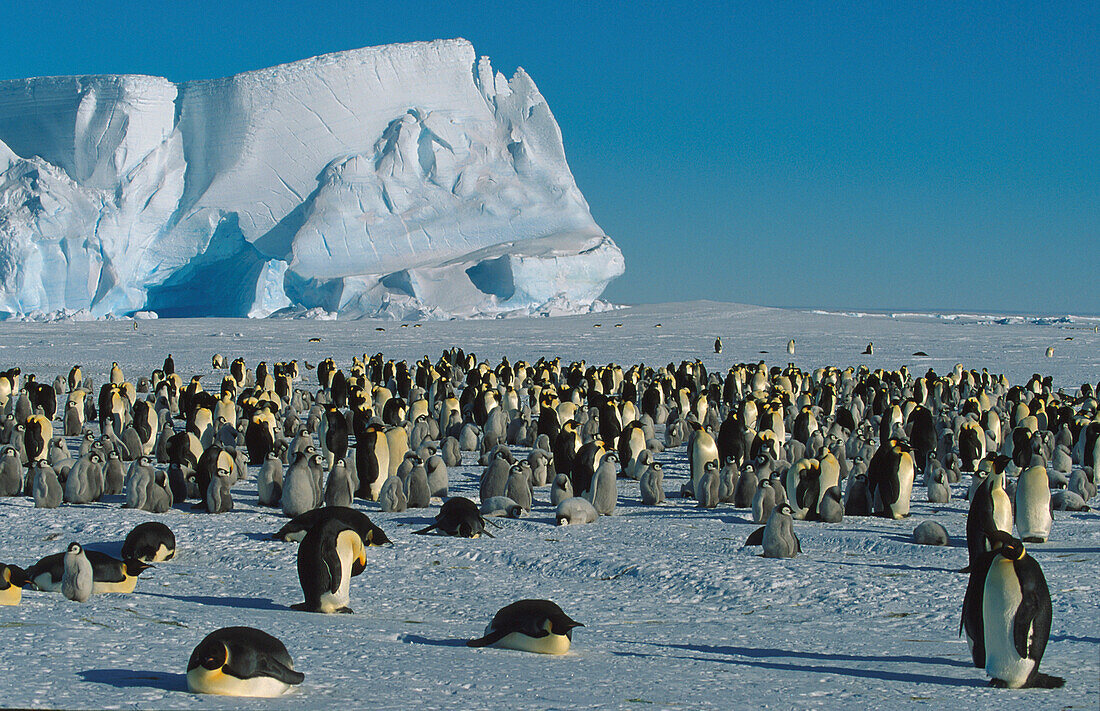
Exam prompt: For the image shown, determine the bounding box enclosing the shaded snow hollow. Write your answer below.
[0,39,623,319]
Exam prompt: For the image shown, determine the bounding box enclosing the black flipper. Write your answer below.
[412,524,438,535]
[466,628,510,648]
[744,526,765,546]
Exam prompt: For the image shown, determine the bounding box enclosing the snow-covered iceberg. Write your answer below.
[0,39,623,319]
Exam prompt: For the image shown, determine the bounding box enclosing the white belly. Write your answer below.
[491,631,572,655]
[1015,470,1052,542]
[991,487,1013,533]
[187,667,292,697]
[889,454,915,518]
[983,557,1035,688]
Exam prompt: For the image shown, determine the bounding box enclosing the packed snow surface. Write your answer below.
[0,302,1096,710]
[0,39,623,319]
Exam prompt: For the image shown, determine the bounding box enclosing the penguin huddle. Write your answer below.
[0,347,1094,699]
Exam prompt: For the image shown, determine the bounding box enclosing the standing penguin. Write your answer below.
[966,464,1014,569]
[378,475,407,513]
[762,504,800,559]
[32,461,63,508]
[61,542,93,603]
[292,518,368,613]
[586,453,619,516]
[257,452,284,507]
[639,463,665,505]
[961,532,1064,688]
[752,479,777,523]
[687,424,720,498]
[323,460,355,508]
[282,452,319,518]
[695,460,720,509]
[550,472,573,507]
[866,438,916,519]
[1015,465,1052,543]
[205,468,233,514]
[354,423,389,501]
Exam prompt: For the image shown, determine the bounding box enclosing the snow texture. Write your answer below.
[0,39,623,319]
[0,302,1095,709]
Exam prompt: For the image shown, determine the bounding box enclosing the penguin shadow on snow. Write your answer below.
[879,533,966,548]
[616,643,979,687]
[77,668,188,692]
[825,558,950,575]
[137,591,283,611]
[398,633,469,648]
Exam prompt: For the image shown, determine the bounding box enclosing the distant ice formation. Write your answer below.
[0,39,623,319]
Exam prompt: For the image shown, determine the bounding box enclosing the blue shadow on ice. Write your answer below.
[78,669,188,692]
[138,591,284,611]
[617,642,979,688]
[399,633,469,648]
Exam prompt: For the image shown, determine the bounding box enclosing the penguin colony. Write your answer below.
[0,347,1096,696]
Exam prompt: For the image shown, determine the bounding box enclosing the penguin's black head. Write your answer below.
[66,542,82,555]
[191,639,228,672]
[548,611,584,638]
[990,531,1026,560]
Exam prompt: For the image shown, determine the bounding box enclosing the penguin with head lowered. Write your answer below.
[467,599,583,655]
[961,531,1064,689]
[187,626,304,697]
[292,517,368,613]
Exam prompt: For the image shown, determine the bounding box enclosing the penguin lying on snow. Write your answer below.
[468,600,583,655]
[960,532,1064,689]
[122,521,176,563]
[414,497,492,538]
[26,548,152,594]
[187,627,304,697]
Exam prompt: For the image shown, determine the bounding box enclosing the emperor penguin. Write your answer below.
[762,503,801,558]
[354,423,389,501]
[64,452,104,504]
[555,496,599,526]
[0,563,28,605]
[32,460,63,508]
[0,446,20,496]
[817,486,844,523]
[62,542,94,602]
[413,497,490,538]
[927,465,950,504]
[292,517,368,613]
[257,452,284,507]
[425,455,449,499]
[323,459,355,508]
[505,463,533,513]
[187,627,304,697]
[282,451,319,518]
[734,464,758,509]
[1014,465,1052,543]
[122,521,176,563]
[378,475,407,512]
[687,423,720,497]
[467,599,583,655]
[550,472,573,507]
[695,460,720,508]
[205,467,233,514]
[752,478,777,523]
[965,462,1014,569]
[960,533,1064,688]
[866,438,916,519]
[587,453,619,515]
[714,337,723,354]
[639,462,665,505]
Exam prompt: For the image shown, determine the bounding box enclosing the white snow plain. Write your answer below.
[0,39,623,320]
[0,301,1096,710]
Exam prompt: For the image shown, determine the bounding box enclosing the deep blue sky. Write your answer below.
[1,1,1096,314]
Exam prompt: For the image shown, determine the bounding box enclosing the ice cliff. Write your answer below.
[0,39,623,319]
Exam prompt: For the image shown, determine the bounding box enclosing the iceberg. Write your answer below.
[0,39,623,318]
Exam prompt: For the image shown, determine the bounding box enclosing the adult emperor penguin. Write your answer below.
[0,563,28,605]
[960,532,1064,688]
[1015,465,1053,543]
[687,422,720,497]
[62,542,94,602]
[187,627,304,697]
[292,517,368,613]
[965,457,1014,570]
[866,437,916,519]
[122,521,176,562]
[467,599,583,654]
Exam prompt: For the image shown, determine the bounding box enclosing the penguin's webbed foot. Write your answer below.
[337,607,353,614]
[988,679,1008,688]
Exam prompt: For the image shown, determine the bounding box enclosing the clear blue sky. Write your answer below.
[1,1,1096,314]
